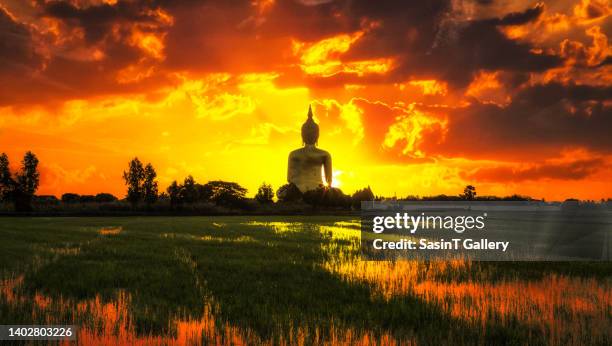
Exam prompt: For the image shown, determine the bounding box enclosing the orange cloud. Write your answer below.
[466,71,511,105]
[407,80,448,96]
[383,105,447,158]
[292,30,392,77]
[573,0,611,23]
[316,99,365,144]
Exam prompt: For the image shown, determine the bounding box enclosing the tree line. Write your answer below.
[0,153,538,213]
[118,157,376,210]
[3,152,607,214]
[122,157,252,209]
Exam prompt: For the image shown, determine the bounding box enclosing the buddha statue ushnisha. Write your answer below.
[286,105,332,193]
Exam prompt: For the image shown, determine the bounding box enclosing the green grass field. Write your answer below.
[0,217,610,345]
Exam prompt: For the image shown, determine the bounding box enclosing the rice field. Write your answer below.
[0,217,610,345]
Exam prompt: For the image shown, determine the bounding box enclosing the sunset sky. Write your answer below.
[0,0,611,200]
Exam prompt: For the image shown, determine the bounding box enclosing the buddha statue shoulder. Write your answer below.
[287,105,332,193]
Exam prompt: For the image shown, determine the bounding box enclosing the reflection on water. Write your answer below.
[0,220,609,345]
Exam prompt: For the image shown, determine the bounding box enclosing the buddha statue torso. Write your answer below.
[286,105,332,193]
[288,145,332,192]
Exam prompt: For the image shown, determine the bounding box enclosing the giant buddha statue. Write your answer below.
[286,105,332,193]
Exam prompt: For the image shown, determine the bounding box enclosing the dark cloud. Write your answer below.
[261,0,354,41]
[582,0,609,19]
[296,0,335,5]
[418,82,612,159]
[275,2,562,90]
[0,0,178,105]
[42,0,165,43]
[485,3,544,26]
[0,7,42,73]
[161,1,267,72]
[464,158,606,182]
[423,20,560,86]
[340,0,450,61]
[334,82,611,163]
[596,56,612,67]
[0,7,46,105]
[160,0,453,73]
[339,3,560,87]
[310,81,612,165]
[0,0,597,110]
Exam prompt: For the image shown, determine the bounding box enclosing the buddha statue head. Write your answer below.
[301,105,319,145]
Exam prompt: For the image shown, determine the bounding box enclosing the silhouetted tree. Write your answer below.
[194,183,210,202]
[17,152,39,194]
[351,186,375,209]
[158,192,169,201]
[79,195,96,203]
[167,180,182,208]
[181,175,198,204]
[422,194,462,201]
[302,187,325,207]
[61,193,81,203]
[13,151,39,211]
[202,180,248,208]
[255,183,274,204]
[502,194,530,201]
[461,185,476,200]
[95,193,118,203]
[143,163,158,205]
[276,183,302,202]
[303,186,351,209]
[33,195,59,204]
[0,153,13,202]
[123,157,145,207]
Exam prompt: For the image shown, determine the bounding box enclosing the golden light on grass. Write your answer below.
[99,227,123,235]
[320,224,612,345]
[1,275,410,346]
[244,221,304,234]
[1,220,609,344]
